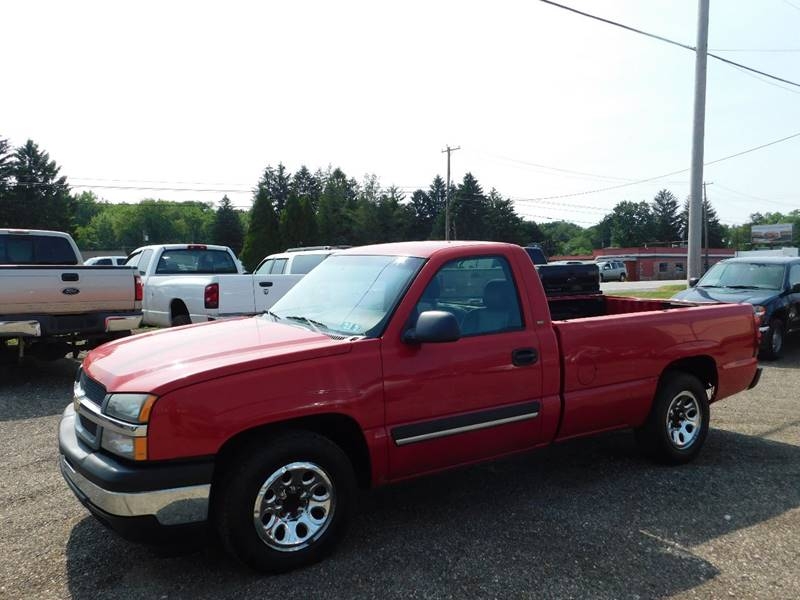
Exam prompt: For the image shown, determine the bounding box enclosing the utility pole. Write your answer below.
[703,181,713,272]
[442,145,460,240]
[687,0,710,282]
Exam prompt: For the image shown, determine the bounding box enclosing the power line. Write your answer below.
[714,183,800,209]
[538,0,694,51]
[539,0,800,90]
[708,52,800,89]
[474,150,634,183]
[517,130,800,201]
[727,62,800,96]
[781,0,800,12]
[710,48,800,52]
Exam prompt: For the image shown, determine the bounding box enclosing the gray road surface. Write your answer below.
[1,340,798,599]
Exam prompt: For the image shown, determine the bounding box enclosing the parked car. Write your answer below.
[84,255,128,266]
[0,229,142,362]
[253,246,347,276]
[123,243,245,327]
[59,241,760,573]
[596,259,628,282]
[522,245,600,295]
[672,256,800,359]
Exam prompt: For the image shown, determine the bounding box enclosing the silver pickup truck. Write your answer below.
[0,229,142,362]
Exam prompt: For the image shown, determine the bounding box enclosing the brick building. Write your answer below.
[551,246,735,282]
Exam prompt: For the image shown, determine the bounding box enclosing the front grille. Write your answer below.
[79,371,107,405]
[79,414,98,436]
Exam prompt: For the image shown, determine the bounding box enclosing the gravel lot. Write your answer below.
[1,338,798,600]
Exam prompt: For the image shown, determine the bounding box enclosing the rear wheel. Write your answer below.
[760,318,784,361]
[635,372,709,464]
[171,313,191,327]
[619,273,627,282]
[214,431,357,573]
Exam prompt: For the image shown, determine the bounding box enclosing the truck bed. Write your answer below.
[548,294,690,321]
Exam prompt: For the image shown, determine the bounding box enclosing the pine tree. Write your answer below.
[240,170,282,270]
[281,194,317,248]
[0,137,11,225]
[317,168,357,245]
[451,173,488,240]
[1,140,73,231]
[212,195,245,254]
[290,166,322,211]
[680,198,724,247]
[486,188,525,243]
[650,189,681,244]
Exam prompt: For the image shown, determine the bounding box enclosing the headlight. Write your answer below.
[105,393,157,424]
[100,393,157,461]
[101,429,148,460]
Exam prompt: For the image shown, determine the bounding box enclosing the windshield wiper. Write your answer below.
[697,284,724,288]
[263,310,281,321]
[724,285,760,290]
[284,315,328,333]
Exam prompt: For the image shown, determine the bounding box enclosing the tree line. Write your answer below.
[2,136,796,269]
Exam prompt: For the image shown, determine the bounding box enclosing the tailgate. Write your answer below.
[0,266,138,315]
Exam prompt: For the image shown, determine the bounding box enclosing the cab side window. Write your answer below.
[789,264,800,288]
[413,256,523,336]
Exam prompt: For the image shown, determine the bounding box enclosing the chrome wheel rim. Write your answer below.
[665,391,701,449]
[253,461,335,552]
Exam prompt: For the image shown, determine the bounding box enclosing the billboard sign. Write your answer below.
[751,223,793,244]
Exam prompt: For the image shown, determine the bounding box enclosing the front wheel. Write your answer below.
[214,431,357,573]
[760,318,784,361]
[635,372,709,464]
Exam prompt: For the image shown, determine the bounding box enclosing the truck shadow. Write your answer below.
[0,357,80,421]
[64,428,800,599]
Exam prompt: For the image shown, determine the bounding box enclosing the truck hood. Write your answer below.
[82,317,353,395]
[672,286,778,306]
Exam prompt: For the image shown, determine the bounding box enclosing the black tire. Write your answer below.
[635,372,709,465]
[599,274,605,283]
[759,317,784,361]
[619,273,627,282]
[171,313,191,327]
[214,430,357,573]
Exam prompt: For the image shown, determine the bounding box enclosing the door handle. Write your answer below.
[62,273,79,282]
[259,281,273,288]
[512,347,538,366]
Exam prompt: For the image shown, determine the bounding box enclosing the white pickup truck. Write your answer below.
[126,244,338,327]
[0,229,143,362]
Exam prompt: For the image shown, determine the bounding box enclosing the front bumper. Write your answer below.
[59,405,213,541]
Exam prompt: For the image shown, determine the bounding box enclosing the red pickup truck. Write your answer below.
[59,241,761,572]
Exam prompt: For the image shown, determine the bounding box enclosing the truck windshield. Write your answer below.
[699,262,785,290]
[268,254,425,337]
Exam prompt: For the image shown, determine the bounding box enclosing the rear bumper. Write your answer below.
[59,405,213,541]
[0,311,141,337]
[0,320,41,336]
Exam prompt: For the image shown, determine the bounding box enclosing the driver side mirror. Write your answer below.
[402,311,461,344]
[688,277,700,288]
[791,282,800,293]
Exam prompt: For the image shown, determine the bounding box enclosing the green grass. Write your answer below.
[606,284,686,300]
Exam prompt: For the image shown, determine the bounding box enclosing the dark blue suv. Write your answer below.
[672,256,800,359]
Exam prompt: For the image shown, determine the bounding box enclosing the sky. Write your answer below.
[2,0,799,228]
